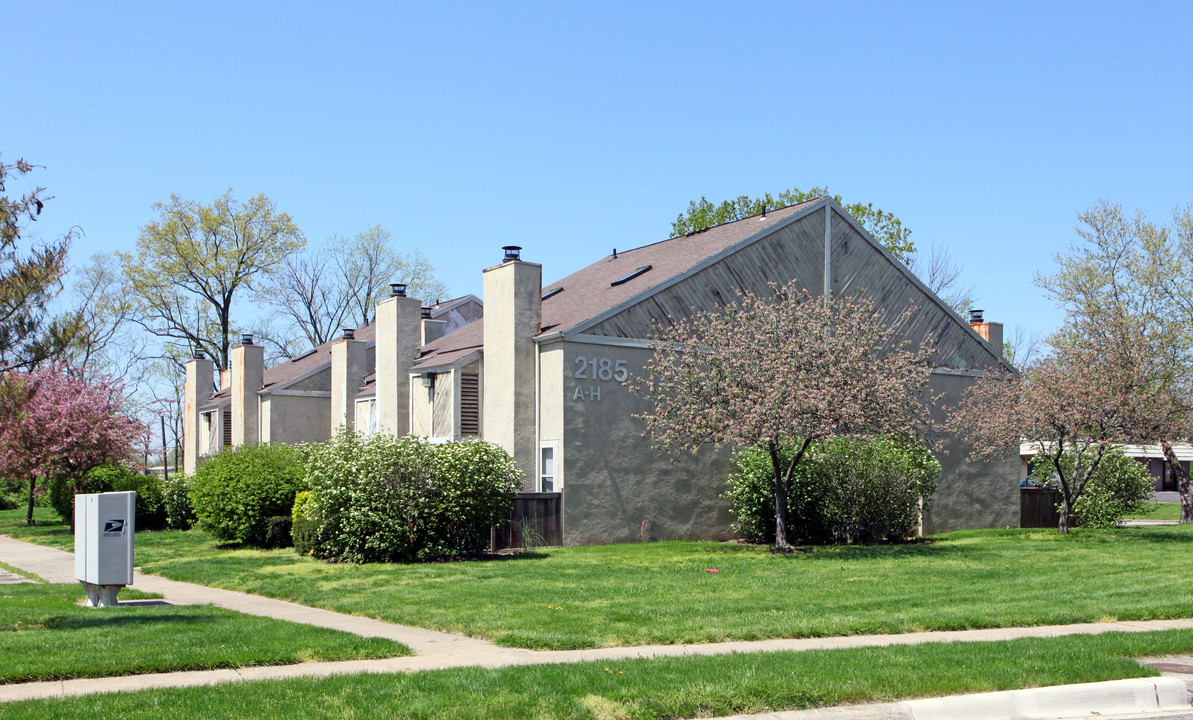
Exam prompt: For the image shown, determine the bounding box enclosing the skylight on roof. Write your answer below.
[542,287,564,301]
[610,265,652,287]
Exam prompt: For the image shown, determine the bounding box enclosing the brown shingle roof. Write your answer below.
[414,200,819,367]
[200,322,378,411]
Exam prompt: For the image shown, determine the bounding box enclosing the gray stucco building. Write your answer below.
[184,197,1019,544]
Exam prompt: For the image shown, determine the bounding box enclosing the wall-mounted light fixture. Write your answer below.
[421,372,436,388]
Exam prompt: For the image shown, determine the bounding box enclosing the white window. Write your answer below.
[540,445,560,492]
[202,411,217,455]
[355,399,377,438]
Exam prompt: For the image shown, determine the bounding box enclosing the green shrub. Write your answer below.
[120,473,168,531]
[47,463,168,530]
[724,440,827,544]
[48,468,116,522]
[291,490,319,555]
[262,516,293,549]
[1029,448,1156,528]
[189,444,305,546]
[812,437,940,544]
[1,477,23,509]
[301,432,521,563]
[163,474,198,530]
[423,440,522,559]
[725,436,939,545]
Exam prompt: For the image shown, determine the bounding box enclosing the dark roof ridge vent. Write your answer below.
[290,349,317,362]
[542,287,564,301]
[611,265,653,287]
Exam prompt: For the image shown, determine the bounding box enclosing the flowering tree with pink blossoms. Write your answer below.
[950,314,1189,533]
[636,283,936,550]
[0,365,144,525]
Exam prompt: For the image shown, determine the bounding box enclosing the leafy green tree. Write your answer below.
[119,190,305,370]
[0,155,82,372]
[671,186,914,262]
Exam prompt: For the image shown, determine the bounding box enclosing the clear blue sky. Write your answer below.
[6,1,1192,346]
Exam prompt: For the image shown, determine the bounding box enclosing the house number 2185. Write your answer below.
[574,356,628,382]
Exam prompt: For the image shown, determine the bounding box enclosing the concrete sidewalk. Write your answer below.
[0,534,505,656]
[4,533,1193,719]
[710,677,1193,720]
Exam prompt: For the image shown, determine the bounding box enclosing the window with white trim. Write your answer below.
[540,444,560,492]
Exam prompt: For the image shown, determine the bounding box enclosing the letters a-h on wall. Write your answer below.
[573,385,602,402]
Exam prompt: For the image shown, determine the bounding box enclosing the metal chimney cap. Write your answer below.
[342,328,355,340]
[420,307,432,319]
[194,349,206,360]
[969,309,984,323]
[241,334,254,345]
[390,283,408,297]
[502,245,522,262]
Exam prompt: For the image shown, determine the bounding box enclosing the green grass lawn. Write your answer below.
[5,508,1192,651]
[4,630,1193,719]
[0,583,411,683]
[1128,503,1182,520]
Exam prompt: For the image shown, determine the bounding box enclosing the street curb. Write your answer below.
[712,677,1193,720]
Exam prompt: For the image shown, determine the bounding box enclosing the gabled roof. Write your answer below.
[200,322,378,411]
[414,199,820,368]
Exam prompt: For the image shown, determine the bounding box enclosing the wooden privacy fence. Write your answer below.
[491,492,562,550]
[1020,487,1062,528]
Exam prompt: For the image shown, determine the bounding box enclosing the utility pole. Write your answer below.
[161,415,169,484]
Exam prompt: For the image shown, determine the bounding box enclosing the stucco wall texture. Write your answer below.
[561,342,735,545]
[558,342,1019,546]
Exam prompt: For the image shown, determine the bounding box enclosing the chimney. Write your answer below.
[483,246,542,485]
[968,309,1004,357]
[230,335,264,446]
[376,284,423,436]
[330,328,367,435]
[421,307,448,345]
[183,351,215,476]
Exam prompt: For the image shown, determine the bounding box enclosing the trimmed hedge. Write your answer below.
[300,432,521,563]
[725,436,939,545]
[189,444,305,546]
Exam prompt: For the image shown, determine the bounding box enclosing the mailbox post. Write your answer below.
[74,491,135,607]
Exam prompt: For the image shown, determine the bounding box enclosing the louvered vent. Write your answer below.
[222,408,233,447]
[460,373,480,437]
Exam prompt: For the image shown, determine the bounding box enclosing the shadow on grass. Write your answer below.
[51,612,218,631]
[112,599,173,607]
[477,551,551,562]
[1120,527,1193,543]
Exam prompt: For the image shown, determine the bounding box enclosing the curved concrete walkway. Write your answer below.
[4,533,1193,716]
